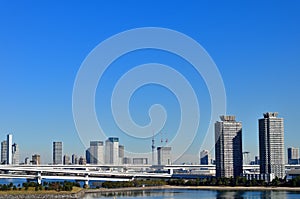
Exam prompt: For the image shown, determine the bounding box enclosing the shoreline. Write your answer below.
[85,185,300,194]
[1,185,300,198]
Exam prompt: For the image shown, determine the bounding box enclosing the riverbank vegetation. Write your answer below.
[168,176,300,187]
[1,176,300,194]
[0,181,81,193]
[102,176,300,189]
[102,179,166,188]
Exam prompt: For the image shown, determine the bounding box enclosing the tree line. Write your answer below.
[102,179,166,188]
[0,181,81,192]
[102,176,300,189]
[168,176,300,187]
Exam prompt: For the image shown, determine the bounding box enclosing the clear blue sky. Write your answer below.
[0,1,299,164]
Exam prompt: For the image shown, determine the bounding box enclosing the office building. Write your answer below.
[215,115,243,178]
[86,149,90,164]
[288,147,299,165]
[119,145,124,164]
[12,143,19,165]
[63,154,71,165]
[72,154,78,165]
[133,158,148,165]
[7,134,12,165]
[123,157,132,164]
[105,137,119,165]
[86,141,104,164]
[79,156,86,165]
[259,112,285,179]
[53,142,63,164]
[1,141,7,164]
[32,154,41,165]
[157,146,172,165]
[200,150,211,165]
[24,157,30,165]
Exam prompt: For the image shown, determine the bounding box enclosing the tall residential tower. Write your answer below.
[215,115,243,178]
[105,137,119,165]
[259,112,285,179]
[53,142,63,164]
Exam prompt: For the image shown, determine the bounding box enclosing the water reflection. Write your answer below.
[85,190,177,198]
[261,191,287,199]
[216,190,246,199]
[83,189,296,199]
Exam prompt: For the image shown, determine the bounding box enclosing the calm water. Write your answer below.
[82,189,300,199]
[1,179,300,199]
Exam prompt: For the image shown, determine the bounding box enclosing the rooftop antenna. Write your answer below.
[165,131,168,144]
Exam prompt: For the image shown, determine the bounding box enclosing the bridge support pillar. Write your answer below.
[84,174,89,188]
[168,169,173,175]
[36,171,42,185]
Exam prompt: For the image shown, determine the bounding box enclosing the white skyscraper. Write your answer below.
[7,134,12,165]
[87,141,104,164]
[105,137,119,165]
[157,147,172,165]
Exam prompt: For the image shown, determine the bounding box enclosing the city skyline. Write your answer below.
[0,112,298,167]
[0,1,300,163]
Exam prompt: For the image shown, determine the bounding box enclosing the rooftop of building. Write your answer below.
[263,112,279,118]
[220,115,236,121]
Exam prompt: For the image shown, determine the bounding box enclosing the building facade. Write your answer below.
[119,145,124,165]
[53,142,63,164]
[288,147,299,165]
[105,137,119,165]
[200,150,211,165]
[157,147,172,165]
[7,134,12,165]
[79,156,86,165]
[87,141,104,164]
[123,157,132,164]
[259,112,285,179]
[132,158,148,165]
[63,154,71,165]
[32,154,41,165]
[215,115,243,178]
[72,154,78,165]
[24,157,30,165]
[12,143,19,165]
[1,141,7,164]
